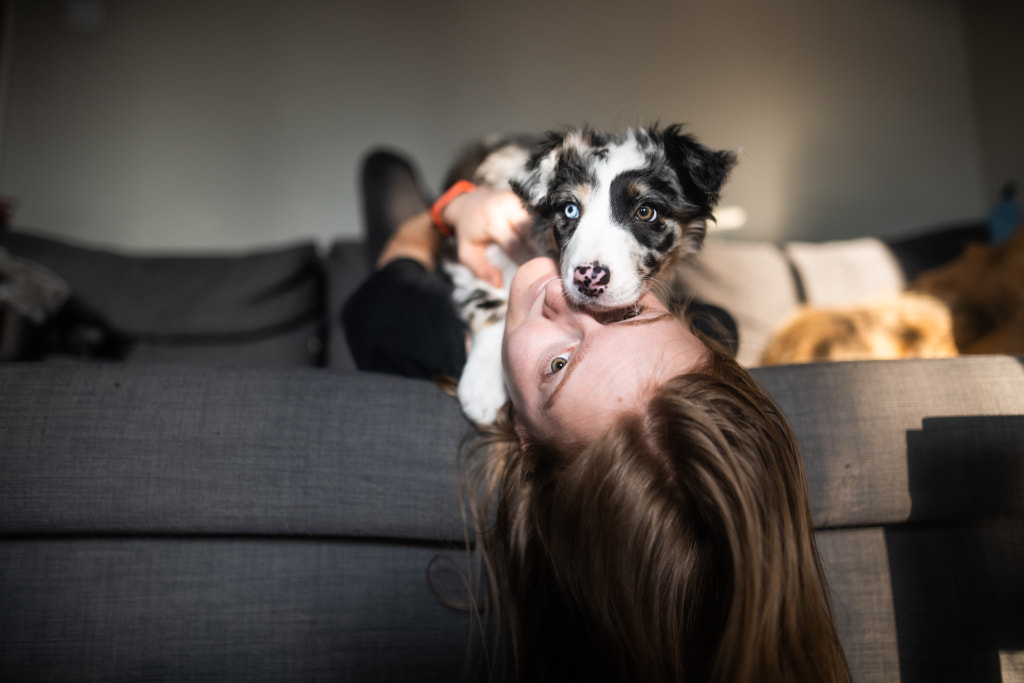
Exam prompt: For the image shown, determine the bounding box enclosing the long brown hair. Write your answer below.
[465,341,851,682]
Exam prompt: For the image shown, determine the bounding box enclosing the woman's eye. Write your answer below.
[616,306,644,322]
[550,355,569,374]
[635,205,657,222]
[596,305,644,324]
[563,203,580,220]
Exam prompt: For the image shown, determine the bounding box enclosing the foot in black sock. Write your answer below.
[360,149,431,267]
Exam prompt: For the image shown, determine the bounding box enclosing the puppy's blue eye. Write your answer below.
[563,203,580,220]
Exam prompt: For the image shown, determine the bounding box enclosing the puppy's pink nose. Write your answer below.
[574,263,610,298]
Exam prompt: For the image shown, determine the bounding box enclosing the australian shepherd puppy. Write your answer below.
[443,124,737,424]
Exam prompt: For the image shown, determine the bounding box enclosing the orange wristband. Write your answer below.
[430,180,477,236]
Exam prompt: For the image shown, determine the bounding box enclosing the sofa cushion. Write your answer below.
[124,319,325,366]
[816,519,1024,683]
[753,355,1024,528]
[673,238,801,366]
[0,362,481,681]
[676,228,987,368]
[0,538,472,682]
[0,363,469,541]
[783,237,905,306]
[815,527,901,682]
[675,237,906,368]
[883,518,1024,682]
[0,229,324,366]
[5,357,1021,536]
[324,240,372,371]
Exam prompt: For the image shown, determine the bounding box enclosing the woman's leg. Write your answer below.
[343,151,467,380]
[361,149,433,267]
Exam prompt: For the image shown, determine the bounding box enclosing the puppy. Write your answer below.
[444,125,736,424]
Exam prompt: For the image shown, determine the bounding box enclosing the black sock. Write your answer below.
[360,149,431,266]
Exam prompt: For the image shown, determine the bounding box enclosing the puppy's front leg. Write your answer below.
[458,321,508,425]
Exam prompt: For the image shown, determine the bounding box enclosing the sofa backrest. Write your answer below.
[1,229,327,366]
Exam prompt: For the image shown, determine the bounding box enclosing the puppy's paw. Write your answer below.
[458,368,509,426]
[458,322,508,425]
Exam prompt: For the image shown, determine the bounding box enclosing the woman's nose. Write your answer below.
[541,277,603,329]
[541,277,573,316]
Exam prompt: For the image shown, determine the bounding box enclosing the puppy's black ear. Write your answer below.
[660,124,737,211]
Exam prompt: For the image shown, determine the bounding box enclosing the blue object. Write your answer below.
[987,182,1021,244]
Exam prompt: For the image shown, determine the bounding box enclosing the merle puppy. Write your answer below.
[445,124,736,425]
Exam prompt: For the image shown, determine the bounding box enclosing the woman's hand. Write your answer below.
[442,187,535,287]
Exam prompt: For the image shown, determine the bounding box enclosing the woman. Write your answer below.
[344,151,851,682]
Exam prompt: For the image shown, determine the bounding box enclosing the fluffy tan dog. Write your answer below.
[762,224,1024,365]
[910,225,1024,355]
[760,292,958,366]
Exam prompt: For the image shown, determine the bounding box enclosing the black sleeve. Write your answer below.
[342,259,467,381]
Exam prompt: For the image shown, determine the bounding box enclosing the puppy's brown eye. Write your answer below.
[635,205,657,222]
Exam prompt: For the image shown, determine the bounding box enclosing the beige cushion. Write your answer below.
[674,238,801,366]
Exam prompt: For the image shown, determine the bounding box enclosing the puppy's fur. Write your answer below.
[759,292,958,366]
[444,125,736,424]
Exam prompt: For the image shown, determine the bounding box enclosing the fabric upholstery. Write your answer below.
[816,527,901,683]
[673,238,801,366]
[884,519,1024,682]
[0,539,473,681]
[783,237,906,307]
[123,318,325,366]
[675,228,987,368]
[759,356,1024,682]
[3,357,1023,681]
[0,362,481,681]
[753,356,1024,527]
[0,230,325,366]
[0,364,469,541]
[324,240,371,371]
[817,519,1024,683]
[1,222,1021,681]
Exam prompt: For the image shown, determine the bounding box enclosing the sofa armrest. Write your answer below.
[752,355,1024,528]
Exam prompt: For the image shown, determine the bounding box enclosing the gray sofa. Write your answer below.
[2,227,1023,682]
